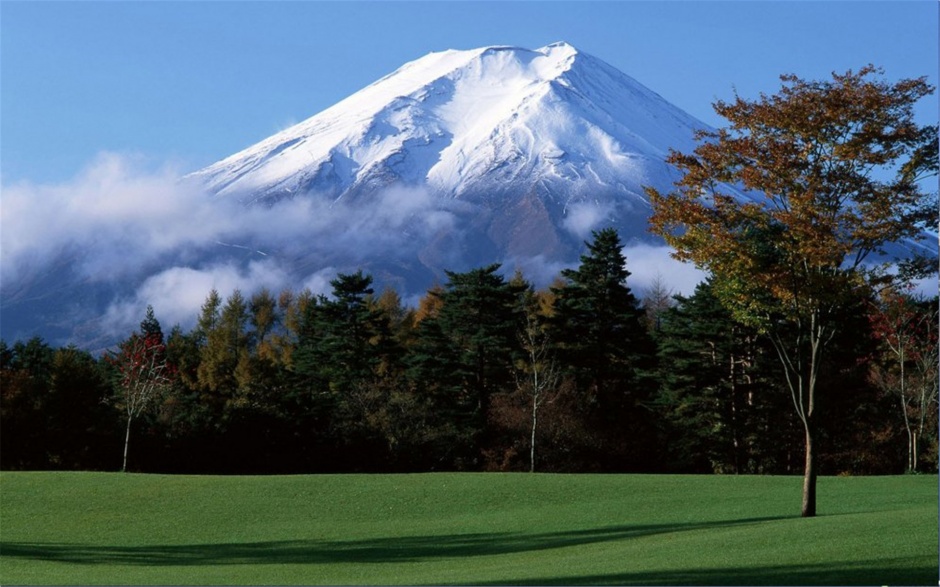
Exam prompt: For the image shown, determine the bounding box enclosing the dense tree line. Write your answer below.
[2,229,936,475]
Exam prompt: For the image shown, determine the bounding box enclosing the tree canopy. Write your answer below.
[647,65,937,517]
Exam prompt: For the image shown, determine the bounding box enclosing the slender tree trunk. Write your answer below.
[770,328,821,518]
[530,395,538,473]
[906,428,914,472]
[730,346,739,474]
[898,353,914,472]
[801,417,817,518]
[122,416,133,473]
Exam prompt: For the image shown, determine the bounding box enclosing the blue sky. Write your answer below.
[2,1,937,184]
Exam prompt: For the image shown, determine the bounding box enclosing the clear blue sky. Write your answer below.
[2,1,937,184]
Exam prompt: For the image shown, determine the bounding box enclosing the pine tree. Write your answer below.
[437,265,525,426]
[139,305,163,342]
[552,229,653,404]
[406,265,525,468]
[551,228,656,470]
[290,272,401,468]
[655,280,770,473]
[297,271,393,392]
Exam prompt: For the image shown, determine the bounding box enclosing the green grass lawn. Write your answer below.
[0,472,936,585]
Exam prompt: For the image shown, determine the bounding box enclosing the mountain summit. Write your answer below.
[189,41,709,266]
[192,42,703,203]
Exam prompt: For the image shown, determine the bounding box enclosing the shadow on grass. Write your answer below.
[1,516,932,585]
[474,558,936,586]
[1,517,779,567]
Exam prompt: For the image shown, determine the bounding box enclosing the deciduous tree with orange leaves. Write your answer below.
[647,65,937,517]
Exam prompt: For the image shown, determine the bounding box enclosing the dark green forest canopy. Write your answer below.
[2,228,936,478]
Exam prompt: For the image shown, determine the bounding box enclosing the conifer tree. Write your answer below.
[656,280,771,473]
[139,305,163,342]
[300,271,393,392]
[197,290,251,409]
[552,229,653,407]
[437,265,526,424]
[551,228,656,469]
[290,271,400,466]
[406,265,525,467]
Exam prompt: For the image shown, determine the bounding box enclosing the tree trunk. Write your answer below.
[906,428,914,472]
[899,356,914,472]
[530,396,538,473]
[801,419,817,518]
[122,416,132,473]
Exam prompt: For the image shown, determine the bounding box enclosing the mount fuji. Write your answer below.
[187,41,707,263]
[2,42,722,347]
[193,42,700,203]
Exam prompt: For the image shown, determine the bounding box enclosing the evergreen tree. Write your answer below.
[553,229,652,398]
[139,305,163,342]
[47,347,115,469]
[437,265,525,425]
[294,272,393,391]
[404,311,465,468]
[291,271,401,469]
[407,265,525,468]
[551,228,656,470]
[656,280,771,473]
[1,338,56,467]
[1,338,115,470]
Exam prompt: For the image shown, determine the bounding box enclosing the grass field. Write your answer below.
[0,472,936,585]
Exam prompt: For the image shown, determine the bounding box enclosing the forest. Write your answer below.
[2,228,937,476]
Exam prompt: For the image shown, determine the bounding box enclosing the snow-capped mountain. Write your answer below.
[187,42,708,260]
[192,42,702,206]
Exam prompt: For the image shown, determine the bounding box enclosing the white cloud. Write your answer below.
[499,255,574,288]
[0,154,464,285]
[0,153,719,343]
[562,201,614,239]
[1,153,235,283]
[0,153,473,340]
[300,267,338,298]
[100,259,294,336]
[621,243,708,296]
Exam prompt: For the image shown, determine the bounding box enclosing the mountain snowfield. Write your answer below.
[191,42,701,208]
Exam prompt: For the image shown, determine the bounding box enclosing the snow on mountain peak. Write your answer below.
[189,42,706,208]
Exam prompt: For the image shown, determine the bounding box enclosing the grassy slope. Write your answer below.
[0,472,936,586]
